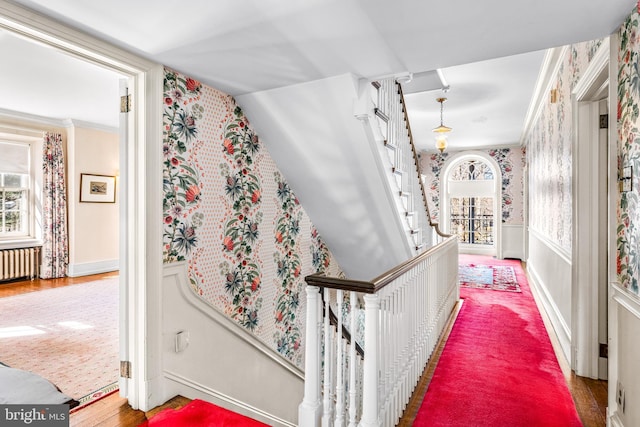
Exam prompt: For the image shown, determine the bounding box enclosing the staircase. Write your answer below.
[236,73,437,280]
[239,75,458,426]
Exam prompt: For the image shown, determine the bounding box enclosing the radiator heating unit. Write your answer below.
[0,247,41,282]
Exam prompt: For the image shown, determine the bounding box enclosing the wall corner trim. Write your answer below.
[520,46,569,145]
[162,262,304,379]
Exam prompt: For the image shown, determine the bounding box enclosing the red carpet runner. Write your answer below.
[413,255,582,427]
[139,399,269,427]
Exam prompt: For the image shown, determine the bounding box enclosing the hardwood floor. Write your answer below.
[0,272,118,298]
[3,270,607,426]
[69,394,191,427]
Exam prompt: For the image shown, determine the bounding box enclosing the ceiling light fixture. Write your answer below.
[433,97,452,152]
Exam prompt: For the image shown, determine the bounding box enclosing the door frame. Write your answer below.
[440,150,502,257]
[0,1,163,410]
[570,40,609,379]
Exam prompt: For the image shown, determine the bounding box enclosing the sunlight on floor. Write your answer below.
[0,326,45,338]
[58,321,94,330]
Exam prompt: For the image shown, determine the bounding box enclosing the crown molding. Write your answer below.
[64,119,119,134]
[519,46,569,146]
[0,107,66,127]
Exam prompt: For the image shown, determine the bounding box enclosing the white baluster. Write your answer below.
[322,288,333,427]
[359,293,380,427]
[299,285,322,427]
[348,291,358,427]
[335,290,345,427]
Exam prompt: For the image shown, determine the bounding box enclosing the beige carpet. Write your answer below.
[0,277,119,403]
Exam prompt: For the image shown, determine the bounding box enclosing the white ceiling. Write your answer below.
[0,0,635,149]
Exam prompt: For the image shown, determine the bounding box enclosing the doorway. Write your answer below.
[0,28,122,407]
[0,1,158,411]
[441,152,502,256]
[571,42,609,381]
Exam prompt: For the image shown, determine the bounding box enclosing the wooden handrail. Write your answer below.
[396,82,451,238]
[306,235,457,294]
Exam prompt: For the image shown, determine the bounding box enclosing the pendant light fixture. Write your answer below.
[433,97,452,152]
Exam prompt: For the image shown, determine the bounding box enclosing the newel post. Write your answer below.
[359,293,381,427]
[299,285,322,426]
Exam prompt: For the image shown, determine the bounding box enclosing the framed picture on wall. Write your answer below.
[80,173,116,203]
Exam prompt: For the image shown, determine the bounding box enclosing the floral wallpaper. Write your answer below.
[617,8,640,295]
[161,68,343,367]
[219,106,264,330]
[163,73,204,263]
[419,148,525,225]
[273,172,303,364]
[525,39,603,252]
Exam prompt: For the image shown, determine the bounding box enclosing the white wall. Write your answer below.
[162,263,302,427]
[609,285,640,427]
[66,124,119,276]
[526,229,572,361]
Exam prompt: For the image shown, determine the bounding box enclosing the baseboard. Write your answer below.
[67,259,119,277]
[610,411,625,427]
[164,371,296,427]
[526,262,572,362]
[501,224,524,259]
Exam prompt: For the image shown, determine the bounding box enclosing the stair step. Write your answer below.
[405,211,415,217]
[399,191,411,197]
[415,243,426,250]
[374,107,389,123]
[384,140,397,150]
[410,229,420,235]
[392,167,403,176]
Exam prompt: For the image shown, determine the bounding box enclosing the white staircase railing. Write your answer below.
[366,78,448,248]
[298,236,459,426]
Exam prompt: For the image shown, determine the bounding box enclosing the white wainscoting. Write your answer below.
[526,229,572,362]
[609,283,640,427]
[162,262,303,427]
[67,259,119,277]
[501,224,524,260]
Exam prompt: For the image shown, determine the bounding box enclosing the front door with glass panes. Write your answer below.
[445,158,497,254]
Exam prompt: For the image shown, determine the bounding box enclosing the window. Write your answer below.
[450,197,493,244]
[445,158,496,248]
[450,160,493,181]
[0,141,31,239]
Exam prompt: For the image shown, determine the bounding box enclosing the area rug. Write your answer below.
[0,277,119,409]
[413,255,582,426]
[72,381,119,412]
[138,399,270,427]
[459,263,521,292]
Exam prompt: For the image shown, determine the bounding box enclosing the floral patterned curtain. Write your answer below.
[41,132,68,279]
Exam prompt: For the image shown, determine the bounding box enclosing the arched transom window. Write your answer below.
[446,158,497,249]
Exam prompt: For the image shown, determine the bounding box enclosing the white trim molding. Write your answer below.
[440,150,502,258]
[67,259,119,277]
[528,227,571,263]
[0,0,159,412]
[520,46,569,145]
[609,283,640,427]
[164,371,296,427]
[161,262,303,425]
[570,39,610,379]
[526,228,572,361]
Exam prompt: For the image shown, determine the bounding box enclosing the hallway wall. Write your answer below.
[161,68,343,369]
[612,7,640,426]
[523,38,604,361]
